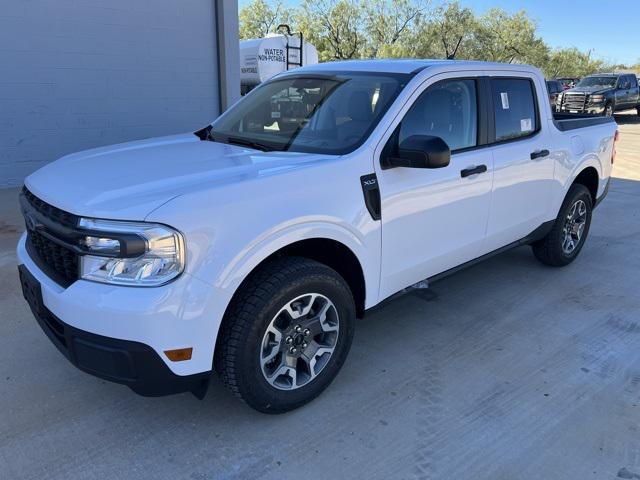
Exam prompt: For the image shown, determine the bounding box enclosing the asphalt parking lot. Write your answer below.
[1,112,639,480]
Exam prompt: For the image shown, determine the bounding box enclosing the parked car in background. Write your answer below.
[546,79,563,111]
[557,73,640,116]
[555,77,580,90]
[18,60,617,413]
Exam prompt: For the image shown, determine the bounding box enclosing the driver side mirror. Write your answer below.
[382,135,451,170]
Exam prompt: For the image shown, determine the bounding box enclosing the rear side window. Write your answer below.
[491,78,538,142]
[399,79,478,151]
[627,75,637,88]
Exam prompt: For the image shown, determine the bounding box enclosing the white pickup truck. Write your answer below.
[17,60,617,413]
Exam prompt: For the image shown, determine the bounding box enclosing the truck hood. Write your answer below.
[565,86,612,94]
[25,133,335,220]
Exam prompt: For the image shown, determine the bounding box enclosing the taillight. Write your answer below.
[612,130,619,164]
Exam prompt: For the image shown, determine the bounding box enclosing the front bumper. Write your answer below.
[16,232,233,396]
[557,104,606,115]
[19,264,209,397]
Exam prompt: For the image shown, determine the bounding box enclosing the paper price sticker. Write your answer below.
[500,92,509,109]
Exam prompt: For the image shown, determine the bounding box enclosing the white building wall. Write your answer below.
[0,0,239,187]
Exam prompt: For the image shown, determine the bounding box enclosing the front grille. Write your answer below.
[28,228,79,285]
[562,93,587,111]
[22,187,78,228]
[22,188,80,287]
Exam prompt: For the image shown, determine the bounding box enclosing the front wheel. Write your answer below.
[532,184,593,267]
[604,102,614,117]
[216,257,355,413]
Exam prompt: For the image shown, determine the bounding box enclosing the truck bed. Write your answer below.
[553,113,616,132]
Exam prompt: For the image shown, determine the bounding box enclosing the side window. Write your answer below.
[627,75,637,88]
[399,79,478,151]
[618,76,627,89]
[491,78,538,142]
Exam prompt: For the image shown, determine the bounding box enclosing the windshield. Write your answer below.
[576,76,617,89]
[210,72,409,154]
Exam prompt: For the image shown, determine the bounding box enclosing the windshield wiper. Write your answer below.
[226,136,277,152]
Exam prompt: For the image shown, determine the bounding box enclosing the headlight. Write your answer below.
[78,218,185,286]
[589,94,605,103]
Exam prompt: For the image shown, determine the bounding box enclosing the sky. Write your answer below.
[238,0,640,66]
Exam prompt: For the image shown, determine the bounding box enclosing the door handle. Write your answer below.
[460,164,487,178]
[530,149,550,160]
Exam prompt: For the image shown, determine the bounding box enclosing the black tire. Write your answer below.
[216,257,356,413]
[532,184,593,267]
[636,106,640,117]
[604,102,614,117]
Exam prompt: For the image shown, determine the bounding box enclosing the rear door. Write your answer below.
[481,74,555,254]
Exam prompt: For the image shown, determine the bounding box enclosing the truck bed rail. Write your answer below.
[553,113,615,132]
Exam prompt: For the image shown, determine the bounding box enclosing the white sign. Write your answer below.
[500,92,510,109]
[521,118,532,132]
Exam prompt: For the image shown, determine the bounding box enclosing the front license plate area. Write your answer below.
[18,264,45,318]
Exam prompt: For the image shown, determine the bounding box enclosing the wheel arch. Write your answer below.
[223,237,367,319]
[215,220,373,319]
[212,236,368,373]
[572,166,599,204]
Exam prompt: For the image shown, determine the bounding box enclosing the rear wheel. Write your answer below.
[216,257,355,413]
[532,184,593,267]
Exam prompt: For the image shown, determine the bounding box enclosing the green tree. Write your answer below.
[297,0,367,61]
[364,0,428,58]
[238,0,616,78]
[407,1,477,59]
[239,0,289,39]
[542,48,612,78]
[470,9,548,64]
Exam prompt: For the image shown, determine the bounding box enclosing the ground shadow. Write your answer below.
[614,112,640,125]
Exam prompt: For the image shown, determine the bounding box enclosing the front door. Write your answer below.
[616,76,631,110]
[629,75,640,106]
[375,75,493,300]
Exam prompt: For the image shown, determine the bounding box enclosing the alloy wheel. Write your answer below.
[260,293,340,390]
[561,199,588,255]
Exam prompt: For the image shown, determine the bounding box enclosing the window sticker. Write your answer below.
[500,92,509,109]
[520,118,532,132]
[271,111,281,119]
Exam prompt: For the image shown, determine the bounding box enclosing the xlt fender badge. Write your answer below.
[360,173,381,221]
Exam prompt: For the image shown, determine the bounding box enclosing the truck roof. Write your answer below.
[288,59,541,75]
